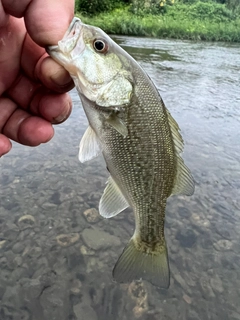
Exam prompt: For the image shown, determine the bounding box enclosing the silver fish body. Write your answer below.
[48,17,194,288]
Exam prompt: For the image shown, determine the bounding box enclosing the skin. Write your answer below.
[0,0,75,156]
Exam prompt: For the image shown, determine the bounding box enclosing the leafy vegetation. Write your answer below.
[75,0,129,15]
[75,0,240,42]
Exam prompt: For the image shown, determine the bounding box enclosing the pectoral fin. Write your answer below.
[78,126,101,163]
[99,176,129,218]
[106,115,128,137]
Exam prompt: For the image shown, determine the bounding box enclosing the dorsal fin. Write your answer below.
[166,109,195,196]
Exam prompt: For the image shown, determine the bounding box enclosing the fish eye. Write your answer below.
[93,39,108,53]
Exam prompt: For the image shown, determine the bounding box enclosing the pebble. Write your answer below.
[12,242,25,254]
[183,294,192,304]
[0,240,6,249]
[2,286,17,300]
[128,281,148,318]
[56,233,80,247]
[200,276,215,298]
[86,257,104,274]
[187,309,202,320]
[73,303,98,320]
[173,273,189,292]
[20,278,43,299]
[191,213,210,228]
[80,245,95,256]
[3,228,19,241]
[178,207,191,219]
[18,215,35,228]
[40,280,70,320]
[82,228,121,250]
[210,274,224,293]
[13,256,23,267]
[70,279,82,296]
[128,281,147,300]
[213,239,233,251]
[176,229,197,248]
[170,244,178,254]
[10,267,30,283]
[0,257,7,269]
[215,223,235,240]
[83,208,100,223]
[230,311,240,320]
[23,246,42,259]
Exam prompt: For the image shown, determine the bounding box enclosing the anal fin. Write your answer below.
[99,176,129,218]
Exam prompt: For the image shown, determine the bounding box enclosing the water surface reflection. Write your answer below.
[0,37,239,320]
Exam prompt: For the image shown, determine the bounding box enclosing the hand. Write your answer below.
[0,0,75,156]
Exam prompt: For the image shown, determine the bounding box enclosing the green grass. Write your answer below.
[76,4,240,42]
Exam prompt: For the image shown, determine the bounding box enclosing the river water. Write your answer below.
[0,37,240,320]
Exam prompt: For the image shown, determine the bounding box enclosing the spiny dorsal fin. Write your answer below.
[78,126,101,163]
[166,109,195,196]
[113,237,170,288]
[99,176,129,218]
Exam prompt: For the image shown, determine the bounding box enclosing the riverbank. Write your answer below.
[76,3,240,42]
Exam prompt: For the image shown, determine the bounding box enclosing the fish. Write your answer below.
[47,17,195,288]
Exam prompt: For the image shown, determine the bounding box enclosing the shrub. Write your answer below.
[188,1,236,22]
[129,0,173,15]
[75,0,127,15]
[78,5,240,42]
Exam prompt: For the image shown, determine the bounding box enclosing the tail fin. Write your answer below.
[112,238,170,288]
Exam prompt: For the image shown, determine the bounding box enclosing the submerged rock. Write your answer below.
[40,281,70,320]
[191,213,210,229]
[0,240,6,249]
[128,281,148,319]
[83,208,100,223]
[73,303,98,320]
[12,242,25,254]
[210,274,224,294]
[200,276,215,298]
[56,233,80,247]
[80,245,95,256]
[178,207,191,219]
[176,229,197,248]
[82,228,121,250]
[213,239,233,251]
[215,223,235,240]
[173,273,189,292]
[183,294,192,304]
[18,215,35,229]
[70,279,82,296]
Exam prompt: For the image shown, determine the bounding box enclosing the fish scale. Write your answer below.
[48,17,194,288]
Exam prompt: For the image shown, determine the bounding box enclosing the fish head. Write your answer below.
[47,17,133,107]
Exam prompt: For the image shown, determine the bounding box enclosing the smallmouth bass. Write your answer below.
[47,17,194,288]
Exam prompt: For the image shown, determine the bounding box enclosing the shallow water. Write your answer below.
[0,37,240,320]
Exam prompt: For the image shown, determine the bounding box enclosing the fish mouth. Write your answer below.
[47,17,83,57]
[68,17,81,35]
